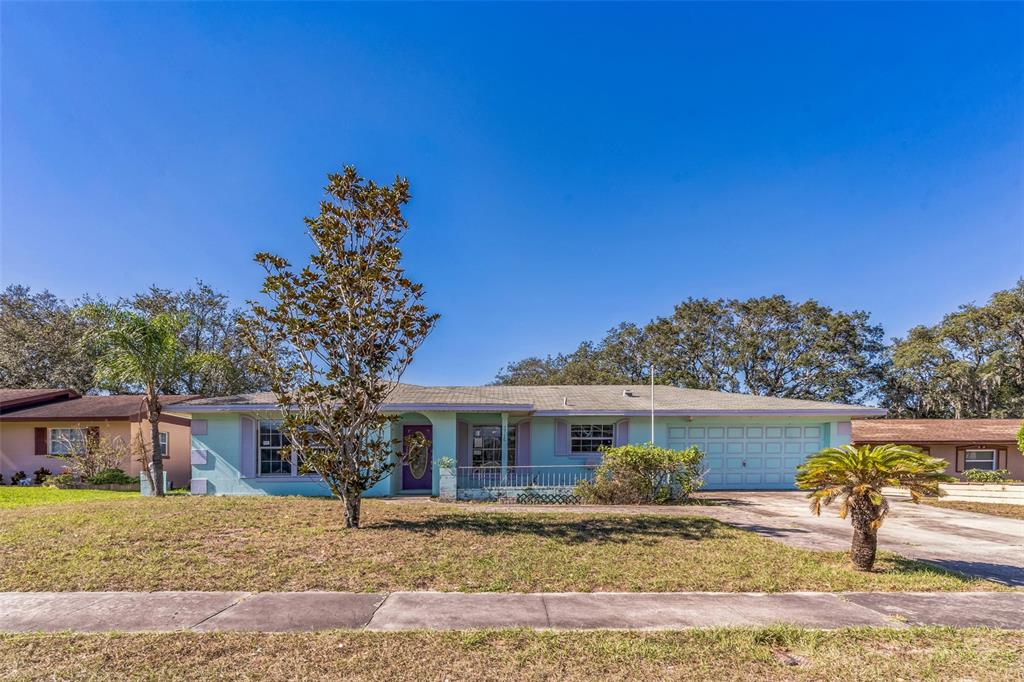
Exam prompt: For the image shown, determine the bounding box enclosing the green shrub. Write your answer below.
[44,472,77,489]
[85,468,136,485]
[10,471,27,485]
[32,468,52,485]
[964,469,1011,483]
[575,443,705,504]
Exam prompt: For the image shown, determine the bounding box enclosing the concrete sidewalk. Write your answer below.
[2,591,1021,632]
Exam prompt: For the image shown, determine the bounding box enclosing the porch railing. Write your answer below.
[456,465,599,492]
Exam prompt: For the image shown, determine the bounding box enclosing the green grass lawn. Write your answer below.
[0,486,138,509]
[923,499,1024,520]
[0,496,1004,592]
[1,628,1020,681]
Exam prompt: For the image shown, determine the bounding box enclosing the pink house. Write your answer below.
[0,389,194,489]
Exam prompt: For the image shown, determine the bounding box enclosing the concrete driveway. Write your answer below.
[699,492,1024,586]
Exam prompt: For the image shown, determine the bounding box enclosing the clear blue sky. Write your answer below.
[2,2,1022,385]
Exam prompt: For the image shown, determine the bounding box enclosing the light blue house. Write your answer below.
[176,384,883,497]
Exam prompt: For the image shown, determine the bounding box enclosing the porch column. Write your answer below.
[500,412,509,476]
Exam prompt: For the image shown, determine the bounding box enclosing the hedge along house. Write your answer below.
[180,385,883,497]
[0,390,195,488]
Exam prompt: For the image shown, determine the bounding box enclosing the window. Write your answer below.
[158,432,169,459]
[471,425,516,468]
[258,420,291,475]
[965,449,997,471]
[570,424,614,454]
[49,428,86,455]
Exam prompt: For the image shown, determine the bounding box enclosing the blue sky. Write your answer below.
[2,2,1022,385]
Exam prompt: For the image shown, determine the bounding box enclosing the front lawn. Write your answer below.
[0,496,1003,592]
[0,628,1020,681]
[0,486,138,509]
[923,499,1024,520]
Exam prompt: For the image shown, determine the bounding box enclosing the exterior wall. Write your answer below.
[0,419,191,489]
[189,410,852,496]
[190,412,422,497]
[908,442,1024,481]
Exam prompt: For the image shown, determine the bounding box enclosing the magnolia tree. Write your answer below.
[242,166,438,528]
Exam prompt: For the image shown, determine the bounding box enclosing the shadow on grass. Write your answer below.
[371,513,728,545]
[907,558,1024,587]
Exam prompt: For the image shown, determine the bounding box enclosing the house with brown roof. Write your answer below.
[852,419,1024,480]
[0,390,194,488]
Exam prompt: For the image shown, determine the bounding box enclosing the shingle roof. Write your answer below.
[0,395,196,421]
[852,419,1023,444]
[181,384,883,416]
[0,389,79,413]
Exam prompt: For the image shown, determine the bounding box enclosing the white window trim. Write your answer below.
[158,432,170,459]
[570,423,615,455]
[964,448,997,471]
[48,427,87,456]
[258,419,293,477]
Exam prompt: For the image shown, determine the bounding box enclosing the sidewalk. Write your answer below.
[2,591,1021,632]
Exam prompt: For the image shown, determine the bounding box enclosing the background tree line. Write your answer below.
[0,280,273,396]
[495,280,1024,418]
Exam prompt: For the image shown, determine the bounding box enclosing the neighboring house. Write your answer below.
[852,419,1024,480]
[0,390,195,488]
[181,384,883,497]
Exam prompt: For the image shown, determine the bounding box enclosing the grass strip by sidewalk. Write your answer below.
[923,499,1024,520]
[1,627,1021,681]
[0,495,1004,592]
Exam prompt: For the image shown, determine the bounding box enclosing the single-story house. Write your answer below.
[0,389,195,488]
[852,419,1024,480]
[181,384,883,497]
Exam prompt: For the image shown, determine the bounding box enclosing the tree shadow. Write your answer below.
[905,558,1024,587]
[371,513,728,545]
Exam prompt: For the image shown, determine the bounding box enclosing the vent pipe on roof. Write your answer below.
[563,396,568,407]
[623,389,635,397]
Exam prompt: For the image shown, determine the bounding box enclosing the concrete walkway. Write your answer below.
[2,591,1021,633]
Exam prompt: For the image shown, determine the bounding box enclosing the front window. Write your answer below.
[49,428,86,455]
[158,432,169,459]
[471,425,516,468]
[965,449,997,471]
[570,424,615,454]
[259,420,291,475]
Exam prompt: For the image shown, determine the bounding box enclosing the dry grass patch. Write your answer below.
[0,628,1021,681]
[923,499,1024,520]
[0,496,1005,592]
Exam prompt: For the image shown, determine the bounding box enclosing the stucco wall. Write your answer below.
[190,411,850,496]
[0,419,191,489]
[916,443,1024,480]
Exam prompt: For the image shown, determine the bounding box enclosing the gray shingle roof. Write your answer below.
[180,384,882,416]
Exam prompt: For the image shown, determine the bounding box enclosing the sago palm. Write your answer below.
[795,444,954,571]
[90,308,203,496]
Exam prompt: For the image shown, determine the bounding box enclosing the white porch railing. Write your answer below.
[456,465,599,496]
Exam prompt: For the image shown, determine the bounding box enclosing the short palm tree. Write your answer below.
[795,444,954,571]
[90,308,200,496]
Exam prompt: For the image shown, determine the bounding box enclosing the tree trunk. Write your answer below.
[343,490,361,528]
[148,400,165,497]
[849,508,878,571]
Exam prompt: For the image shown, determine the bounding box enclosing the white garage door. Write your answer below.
[667,424,826,490]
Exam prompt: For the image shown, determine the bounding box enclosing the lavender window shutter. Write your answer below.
[457,421,470,468]
[555,419,569,456]
[517,421,531,467]
[614,418,629,447]
[240,416,256,478]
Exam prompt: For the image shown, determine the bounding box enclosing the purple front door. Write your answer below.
[401,424,433,492]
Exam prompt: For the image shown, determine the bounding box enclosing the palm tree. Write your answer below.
[91,308,197,496]
[795,444,954,571]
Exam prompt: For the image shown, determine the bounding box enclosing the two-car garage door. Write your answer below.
[667,424,827,490]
